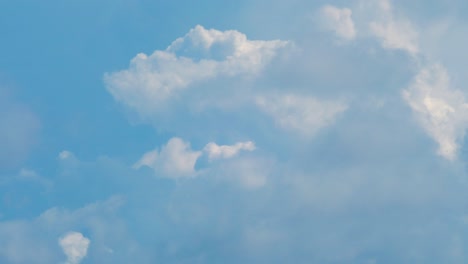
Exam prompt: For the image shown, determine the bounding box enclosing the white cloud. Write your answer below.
[59,232,90,264]
[255,94,347,136]
[367,0,419,55]
[204,141,256,160]
[403,64,468,160]
[134,137,202,178]
[17,168,53,189]
[104,25,289,118]
[319,5,356,40]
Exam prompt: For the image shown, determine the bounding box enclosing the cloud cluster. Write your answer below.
[104,25,346,140]
[6,0,468,263]
[321,0,468,160]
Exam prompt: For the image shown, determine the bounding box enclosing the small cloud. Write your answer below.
[59,231,90,264]
[134,138,202,178]
[319,5,356,40]
[204,141,256,160]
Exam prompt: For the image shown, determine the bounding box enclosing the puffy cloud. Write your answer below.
[255,94,347,136]
[204,141,256,160]
[319,5,356,40]
[367,0,419,55]
[104,25,290,118]
[403,64,468,160]
[59,232,90,264]
[134,137,202,178]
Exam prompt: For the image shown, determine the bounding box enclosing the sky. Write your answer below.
[2,0,468,263]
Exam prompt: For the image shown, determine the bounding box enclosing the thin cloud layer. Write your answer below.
[256,94,347,136]
[0,88,40,170]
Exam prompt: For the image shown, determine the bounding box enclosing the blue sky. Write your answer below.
[2,0,468,263]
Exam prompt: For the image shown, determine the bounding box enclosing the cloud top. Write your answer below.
[104,25,289,118]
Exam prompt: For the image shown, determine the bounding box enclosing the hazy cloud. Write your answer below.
[256,94,347,136]
[319,5,356,40]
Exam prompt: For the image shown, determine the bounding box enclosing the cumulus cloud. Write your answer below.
[319,5,356,40]
[403,64,468,160]
[204,141,256,160]
[104,25,289,118]
[255,94,347,136]
[367,0,419,55]
[59,232,90,264]
[134,137,202,178]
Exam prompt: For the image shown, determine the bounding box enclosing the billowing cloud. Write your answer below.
[319,5,356,40]
[104,25,290,118]
[403,64,468,160]
[255,94,347,136]
[134,137,202,178]
[367,0,419,55]
[59,232,90,264]
[204,141,256,160]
